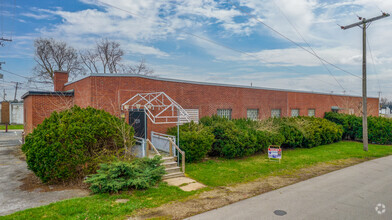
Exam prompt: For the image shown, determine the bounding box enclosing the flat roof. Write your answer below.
[65,73,376,99]
[21,90,74,99]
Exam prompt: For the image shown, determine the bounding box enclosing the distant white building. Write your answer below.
[380,106,391,115]
[0,101,24,125]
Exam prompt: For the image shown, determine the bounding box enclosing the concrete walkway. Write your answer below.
[164,177,206,191]
[188,155,392,220]
[0,131,88,216]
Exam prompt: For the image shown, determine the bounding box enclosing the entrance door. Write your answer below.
[129,110,147,138]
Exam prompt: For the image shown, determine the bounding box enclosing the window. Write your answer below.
[308,109,315,117]
[217,109,232,119]
[291,109,299,117]
[247,109,259,120]
[271,109,281,118]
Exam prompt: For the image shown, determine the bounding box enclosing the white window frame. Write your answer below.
[247,109,259,120]
[217,109,232,120]
[271,109,281,118]
[291,109,299,117]
[308,109,315,117]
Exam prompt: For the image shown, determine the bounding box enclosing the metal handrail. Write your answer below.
[133,136,146,157]
[146,139,160,157]
[168,138,185,173]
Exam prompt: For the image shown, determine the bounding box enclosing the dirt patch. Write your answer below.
[11,145,26,161]
[19,173,88,192]
[131,158,367,220]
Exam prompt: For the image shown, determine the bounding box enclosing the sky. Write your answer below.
[1,0,392,101]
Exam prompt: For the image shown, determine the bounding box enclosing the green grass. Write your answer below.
[186,141,392,186]
[0,124,24,130]
[1,183,197,220]
[3,141,392,219]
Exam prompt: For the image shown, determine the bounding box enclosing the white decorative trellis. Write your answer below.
[121,92,191,124]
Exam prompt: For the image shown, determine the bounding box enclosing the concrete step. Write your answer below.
[162,161,178,168]
[162,172,185,180]
[162,157,176,163]
[165,166,181,174]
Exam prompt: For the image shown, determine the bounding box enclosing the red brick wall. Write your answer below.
[25,75,379,136]
[73,76,289,119]
[1,101,10,124]
[23,95,74,134]
[53,71,69,92]
[64,77,92,107]
[23,97,33,134]
[287,92,378,117]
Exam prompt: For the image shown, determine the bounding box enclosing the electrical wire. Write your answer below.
[226,0,362,80]
[97,1,348,93]
[366,35,382,95]
[271,0,346,92]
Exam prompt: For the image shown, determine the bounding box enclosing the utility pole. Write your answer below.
[13,82,18,101]
[341,12,390,151]
[378,91,381,110]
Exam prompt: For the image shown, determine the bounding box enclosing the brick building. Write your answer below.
[22,71,379,135]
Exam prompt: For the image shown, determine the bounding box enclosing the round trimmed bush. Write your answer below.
[22,106,134,183]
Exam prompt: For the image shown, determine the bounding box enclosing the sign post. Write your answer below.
[268,145,282,163]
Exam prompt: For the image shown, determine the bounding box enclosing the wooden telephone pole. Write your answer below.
[341,12,390,151]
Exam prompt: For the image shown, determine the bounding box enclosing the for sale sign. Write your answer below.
[268,145,282,162]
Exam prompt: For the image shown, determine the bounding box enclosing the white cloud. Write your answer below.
[21,12,53,20]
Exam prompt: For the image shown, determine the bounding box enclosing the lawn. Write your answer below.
[2,183,197,220]
[0,124,24,130]
[186,141,392,186]
[3,141,392,219]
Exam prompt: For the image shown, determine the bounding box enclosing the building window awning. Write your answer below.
[331,106,344,110]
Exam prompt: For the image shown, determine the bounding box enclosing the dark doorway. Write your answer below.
[129,110,146,138]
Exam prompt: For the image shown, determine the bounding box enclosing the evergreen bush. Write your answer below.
[167,121,214,162]
[22,106,134,183]
[85,156,165,194]
[325,112,392,144]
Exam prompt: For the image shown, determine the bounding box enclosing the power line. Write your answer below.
[227,0,362,79]
[0,69,30,79]
[366,35,382,94]
[271,0,346,92]
[0,69,52,84]
[97,1,352,93]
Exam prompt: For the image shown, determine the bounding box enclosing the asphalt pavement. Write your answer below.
[188,155,392,220]
[0,130,88,216]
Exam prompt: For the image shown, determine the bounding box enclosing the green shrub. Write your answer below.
[85,156,165,194]
[325,112,392,144]
[22,106,134,183]
[199,114,229,126]
[168,121,214,162]
[324,112,362,140]
[176,115,341,160]
[200,116,283,158]
[259,117,343,148]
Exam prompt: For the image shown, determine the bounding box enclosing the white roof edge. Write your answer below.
[64,73,378,99]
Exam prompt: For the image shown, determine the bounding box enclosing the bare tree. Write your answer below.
[121,58,154,76]
[80,38,124,74]
[81,38,154,75]
[80,49,100,74]
[33,38,83,82]
[380,97,388,108]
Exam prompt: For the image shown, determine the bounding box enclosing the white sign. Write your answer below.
[268,146,282,162]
